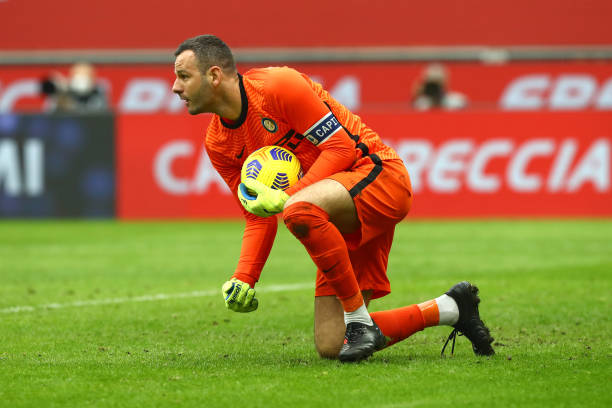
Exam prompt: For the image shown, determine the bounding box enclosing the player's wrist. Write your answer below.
[232,273,257,288]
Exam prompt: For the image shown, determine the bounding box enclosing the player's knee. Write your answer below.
[283,201,323,239]
[316,347,340,360]
[315,337,342,360]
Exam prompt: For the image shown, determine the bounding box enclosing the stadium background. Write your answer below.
[1,2,611,407]
[1,0,611,218]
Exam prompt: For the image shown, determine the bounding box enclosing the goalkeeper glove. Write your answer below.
[237,178,289,218]
[222,278,259,312]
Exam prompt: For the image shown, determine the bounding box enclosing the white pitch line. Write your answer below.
[0,282,312,314]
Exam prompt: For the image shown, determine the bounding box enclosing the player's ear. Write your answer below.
[207,66,223,87]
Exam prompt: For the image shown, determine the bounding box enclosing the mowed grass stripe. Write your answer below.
[0,283,311,314]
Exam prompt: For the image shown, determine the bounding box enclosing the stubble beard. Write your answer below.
[188,81,213,115]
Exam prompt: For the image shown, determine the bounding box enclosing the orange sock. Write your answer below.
[370,300,440,347]
[417,299,440,327]
[283,202,363,312]
[370,305,425,346]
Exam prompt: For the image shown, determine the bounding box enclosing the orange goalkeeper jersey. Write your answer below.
[205,66,399,286]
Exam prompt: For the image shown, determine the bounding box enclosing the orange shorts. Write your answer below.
[315,155,413,300]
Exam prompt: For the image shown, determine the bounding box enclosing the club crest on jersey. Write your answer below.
[304,112,342,146]
[261,117,278,133]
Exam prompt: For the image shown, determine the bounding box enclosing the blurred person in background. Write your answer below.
[412,63,467,111]
[41,62,109,112]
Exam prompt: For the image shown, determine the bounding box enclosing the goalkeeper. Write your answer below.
[172,35,495,362]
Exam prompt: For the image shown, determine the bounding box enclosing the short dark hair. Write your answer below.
[174,35,236,74]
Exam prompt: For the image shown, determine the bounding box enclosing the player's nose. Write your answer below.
[172,79,182,94]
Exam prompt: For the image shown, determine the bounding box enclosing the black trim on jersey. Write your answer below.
[345,127,359,143]
[349,154,383,198]
[273,130,295,146]
[319,103,382,196]
[343,125,369,157]
[322,101,368,156]
[220,73,248,129]
[356,142,369,157]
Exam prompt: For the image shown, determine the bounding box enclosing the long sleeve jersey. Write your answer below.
[204,66,399,286]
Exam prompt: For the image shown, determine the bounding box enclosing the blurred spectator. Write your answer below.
[412,63,467,111]
[41,62,109,112]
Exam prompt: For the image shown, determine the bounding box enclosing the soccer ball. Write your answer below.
[241,146,302,192]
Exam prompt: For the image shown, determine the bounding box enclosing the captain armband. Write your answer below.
[303,112,343,146]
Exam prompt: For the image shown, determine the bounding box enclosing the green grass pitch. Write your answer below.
[1,219,610,407]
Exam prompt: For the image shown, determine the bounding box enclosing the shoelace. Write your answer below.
[441,328,464,356]
[345,324,366,343]
[344,325,355,341]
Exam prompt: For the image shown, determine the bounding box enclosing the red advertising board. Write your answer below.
[116,114,235,218]
[2,62,612,113]
[1,0,611,49]
[117,112,612,219]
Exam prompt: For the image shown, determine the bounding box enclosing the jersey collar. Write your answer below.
[220,73,248,129]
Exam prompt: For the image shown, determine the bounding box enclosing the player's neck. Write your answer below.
[216,75,242,121]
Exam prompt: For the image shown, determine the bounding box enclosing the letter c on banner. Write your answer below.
[154,140,193,195]
[508,139,554,192]
[468,139,513,192]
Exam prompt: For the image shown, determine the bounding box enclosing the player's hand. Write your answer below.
[237,178,289,217]
[222,278,259,313]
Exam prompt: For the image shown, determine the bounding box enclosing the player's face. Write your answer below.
[173,50,211,115]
